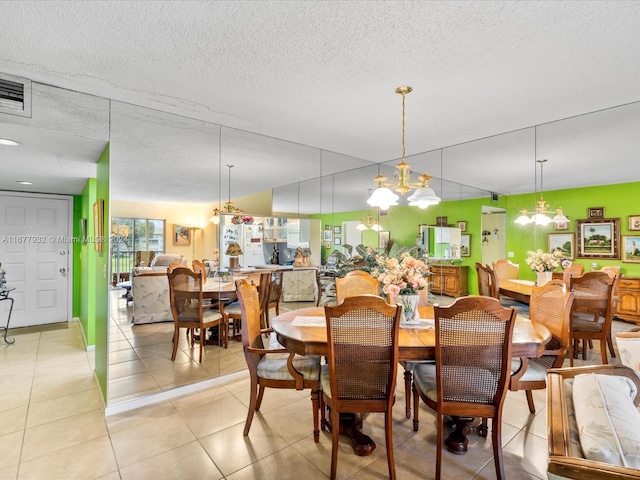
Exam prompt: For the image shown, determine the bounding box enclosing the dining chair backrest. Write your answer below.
[561,263,584,285]
[236,279,266,354]
[192,259,206,276]
[529,281,574,355]
[569,271,614,313]
[492,259,519,282]
[335,270,380,304]
[135,250,155,267]
[475,262,498,298]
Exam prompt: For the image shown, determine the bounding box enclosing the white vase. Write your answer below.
[397,294,420,323]
[536,271,553,286]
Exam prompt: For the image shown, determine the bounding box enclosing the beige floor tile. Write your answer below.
[226,446,327,480]
[0,430,24,468]
[107,372,160,402]
[119,441,223,480]
[108,347,140,365]
[149,359,213,388]
[140,350,192,371]
[29,374,96,404]
[109,412,196,468]
[0,405,27,436]
[26,388,102,428]
[108,358,149,380]
[17,435,118,480]
[105,400,177,434]
[0,386,31,411]
[0,463,19,480]
[21,409,108,462]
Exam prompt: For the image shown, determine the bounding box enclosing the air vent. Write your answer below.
[0,73,32,118]
[491,192,499,204]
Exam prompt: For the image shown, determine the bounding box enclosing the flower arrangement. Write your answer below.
[525,249,563,272]
[372,251,430,296]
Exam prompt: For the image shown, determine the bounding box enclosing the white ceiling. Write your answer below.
[0,1,639,211]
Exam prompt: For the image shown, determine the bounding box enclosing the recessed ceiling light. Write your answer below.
[0,138,21,146]
[16,181,34,185]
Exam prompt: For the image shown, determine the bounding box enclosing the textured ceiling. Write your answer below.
[0,1,639,210]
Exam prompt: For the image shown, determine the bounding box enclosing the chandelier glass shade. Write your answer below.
[210,164,244,225]
[367,86,441,210]
[358,189,384,231]
[515,157,569,226]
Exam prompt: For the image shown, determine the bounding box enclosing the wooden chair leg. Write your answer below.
[330,403,340,480]
[243,378,258,436]
[385,409,396,480]
[492,415,505,480]
[404,369,412,419]
[311,388,320,442]
[600,339,609,364]
[607,333,616,358]
[582,339,587,360]
[171,325,180,361]
[412,381,420,431]
[436,413,443,480]
[525,390,535,414]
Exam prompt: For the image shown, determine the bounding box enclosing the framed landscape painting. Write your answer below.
[576,218,620,259]
[548,233,575,259]
[622,235,640,263]
[460,234,471,257]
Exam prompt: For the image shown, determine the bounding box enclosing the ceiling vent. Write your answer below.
[0,73,32,118]
[491,192,500,204]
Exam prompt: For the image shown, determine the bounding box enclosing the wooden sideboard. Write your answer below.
[615,276,640,324]
[430,265,468,298]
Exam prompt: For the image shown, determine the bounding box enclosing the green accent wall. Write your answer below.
[314,181,640,295]
[77,179,98,345]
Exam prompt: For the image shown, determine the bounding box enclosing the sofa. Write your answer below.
[546,364,640,479]
[131,254,186,324]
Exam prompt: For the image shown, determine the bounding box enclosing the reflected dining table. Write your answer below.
[272,304,551,455]
[498,278,536,304]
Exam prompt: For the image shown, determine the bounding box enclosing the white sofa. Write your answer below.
[131,254,186,324]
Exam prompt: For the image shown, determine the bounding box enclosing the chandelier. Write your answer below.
[367,86,441,210]
[356,189,384,231]
[210,164,244,225]
[514,157,569,226]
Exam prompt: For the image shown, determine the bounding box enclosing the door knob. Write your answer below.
[59,268,66,274]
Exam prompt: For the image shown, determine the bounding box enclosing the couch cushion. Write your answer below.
[616,330,640,373]
[573,373,640,468]
[150,254,185,267]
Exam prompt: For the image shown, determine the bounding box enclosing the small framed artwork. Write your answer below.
[379,231,390,251]
[324,241,331,249]
[93,199,104,252]
[173,225,192,246]
[457,221,467,232]
[334,237,341,245]
[554,220,569,231]
[334,226,341,235]
[629,215,640,231]
[325,224,332,231]
[323,230,333,242]
[460,234,471,257]
[435,216,448,227]
[622,235,640,263]
[576,218,620,259]
[588,207,605,218]
[548,233,575,260]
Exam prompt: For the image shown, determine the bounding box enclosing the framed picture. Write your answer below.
[325,224,332,231]
[588,207,605,218]
[324,241,331,249]
[554,221,569,231]
[93,199,104,252]
[173,225,192,246]
[323,230,333,242]
[334,226,341,235]
[79,218,87,244]
[435,216,448,227]
[334,237,341,245]
[379,231,390,250]
[622,235,640,263]
[457,221,467,232]
[576,218,620,259]
[628,215,640,231]
[548,233,575,260]
[460,234,471,257]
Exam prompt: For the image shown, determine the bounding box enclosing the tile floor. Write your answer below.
[1,305,636,479]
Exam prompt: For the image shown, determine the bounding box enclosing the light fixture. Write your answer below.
[357,189,385,231]
[515,150,569,226]
[210,164,244,224]
[0,138,21,146]
[225,242,243,270]
[367,86,441,210]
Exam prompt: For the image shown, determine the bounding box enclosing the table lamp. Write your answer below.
[225,242,243,270]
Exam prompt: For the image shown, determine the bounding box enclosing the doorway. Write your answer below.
[481,207,507,267]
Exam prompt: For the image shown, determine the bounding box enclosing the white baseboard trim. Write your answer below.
[104,370,248,416]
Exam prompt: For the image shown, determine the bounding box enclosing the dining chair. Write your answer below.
[509,281,574,413]
[135,250,155,267]
[192,259,206,276]
[224,272,271,340]
[321,294,402,480]
[236,279,321,440]
[412,296,517,480]
[477,262,522,309]
[569,271,617,366]
[561,263,584,285]
[492,259,519,282]
[335,270,380,304]
[167,266,225,362]
[264,270,282,329]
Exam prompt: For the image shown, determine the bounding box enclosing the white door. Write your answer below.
[0,193,71,328]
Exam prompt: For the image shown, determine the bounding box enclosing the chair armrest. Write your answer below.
[245,347,306,389]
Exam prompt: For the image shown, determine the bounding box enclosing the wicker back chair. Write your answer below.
[561,263,584,285]
[236,279,321,440]
[492,259,519,282]
[412,296,517,480]
[509,281,574,413]
[264,270,283,328]
[167,267,224,363]
[321,295,402,480]
[224,272,271,340]
[335,270,380,304]
[570,271,617,365]
[476,262,497,297]
[192,259,206,276]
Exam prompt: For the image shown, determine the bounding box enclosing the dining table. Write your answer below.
[272,304,551,456]
[498,278,535,304]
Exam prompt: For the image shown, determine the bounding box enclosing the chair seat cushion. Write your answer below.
[224,302,242,315]
[573,373,640,467]
[413,363,499,404]
[177,309,222,323]
[510,358,547,382]
[572,315,604,333]
[257,354,320,381]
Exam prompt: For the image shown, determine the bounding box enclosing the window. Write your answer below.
[111,217,165,281]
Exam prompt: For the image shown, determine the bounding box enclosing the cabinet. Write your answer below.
[430,265,468,298]
[263,218,287,243]
[615,276,640,324]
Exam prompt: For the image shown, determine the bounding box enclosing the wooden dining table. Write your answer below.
[272,304,551,455]
[498,278,535,304]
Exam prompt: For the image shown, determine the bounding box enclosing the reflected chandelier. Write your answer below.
[514,157,569,226]
[356,189,383,231]
[210,164,244,225]
[367,86,441,210]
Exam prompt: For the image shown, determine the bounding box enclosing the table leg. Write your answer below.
[0,296,15,345]
[444,416,488,454]
[325,412,376,456]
